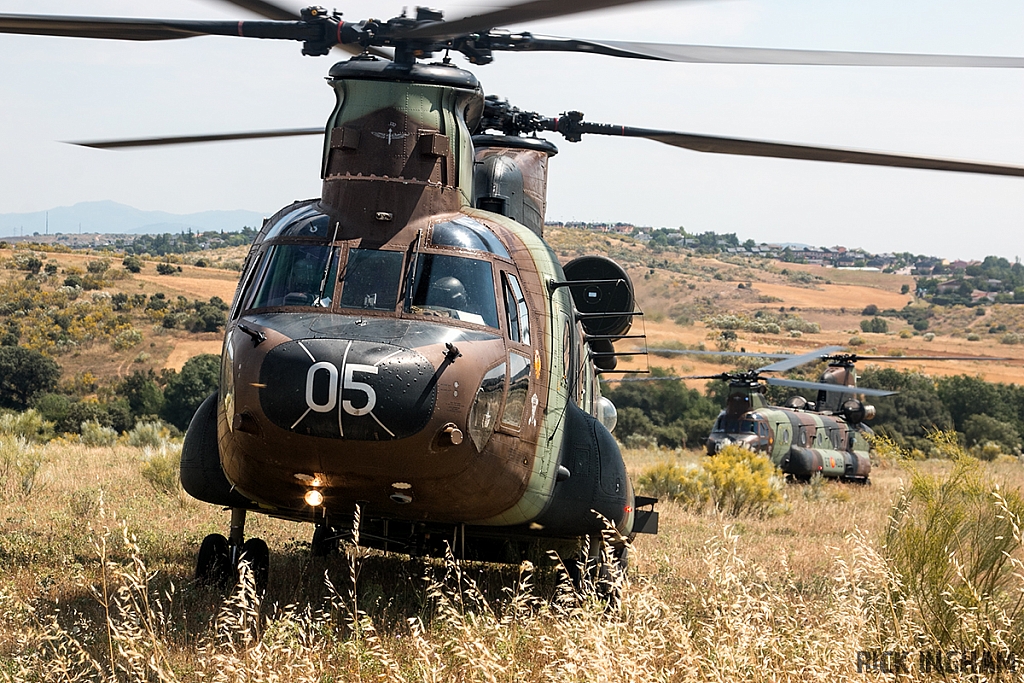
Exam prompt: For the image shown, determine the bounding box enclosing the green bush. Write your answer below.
[636,462,709,509]
[637,446,786,518]
[122,255,143,273]
[0,435,46,498]
[80,420,118,447]
[127,420,170,449]
[0,409,54,443]
[859,317,888,334]
[884,433,1024,648]
[140,446,181,495]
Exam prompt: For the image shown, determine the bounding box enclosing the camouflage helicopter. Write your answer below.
[5,0,1024,589]
[625,347,1008,482]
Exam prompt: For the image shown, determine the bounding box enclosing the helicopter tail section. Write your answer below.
[181,392,254,509]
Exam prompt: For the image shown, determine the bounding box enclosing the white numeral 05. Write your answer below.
[304,361,378,416]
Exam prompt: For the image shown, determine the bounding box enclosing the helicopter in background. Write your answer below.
[4,0,1024,588]
[623,347,1009,482]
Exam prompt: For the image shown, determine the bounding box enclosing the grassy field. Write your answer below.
[3,438,1023,681]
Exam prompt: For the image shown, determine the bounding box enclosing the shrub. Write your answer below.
[156,262,177,276]
[1001,333,1023,345]
[0,409,54,443]
[922,332,935,341]
[637,446,786,518]
[848,335,865,346]
[859,317,888,334]
[80,419,118,447]
[861,304,879,316]
[126,420,170,448]
[122,255,143,273]
[140,446,181,495]
[966,332,981,341]
[703,446,787,517]
[112,327,143,351]
[884,435,1024,648]
[636,462,709,509]
[0,435,45,498]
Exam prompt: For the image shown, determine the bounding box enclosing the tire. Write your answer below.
[239,538,270,596]
[196,533,231,587]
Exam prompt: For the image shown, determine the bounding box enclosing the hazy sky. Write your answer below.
[1,0,1022,260]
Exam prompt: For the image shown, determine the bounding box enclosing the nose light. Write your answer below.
[304,489,324,507]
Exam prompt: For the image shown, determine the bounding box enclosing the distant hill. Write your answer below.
[0,201,267,236]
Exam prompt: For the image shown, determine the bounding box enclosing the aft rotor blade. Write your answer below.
[399,0,667,41]
[757,346,845,373]
[552,120,1024,177]
[523,37,1024,68]
[0,13,310,42]
[766,377,896,397]
[69,127,323,149]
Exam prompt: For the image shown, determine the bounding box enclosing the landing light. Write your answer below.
[304,489,324,507]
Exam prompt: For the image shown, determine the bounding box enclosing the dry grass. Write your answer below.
[4,441,1024,680]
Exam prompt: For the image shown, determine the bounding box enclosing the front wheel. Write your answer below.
[196,533,231,587]
[239,538,270,596]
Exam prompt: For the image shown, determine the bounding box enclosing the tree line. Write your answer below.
[0,347,219,439]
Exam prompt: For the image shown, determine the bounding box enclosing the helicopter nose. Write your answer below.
[256,338,437,441]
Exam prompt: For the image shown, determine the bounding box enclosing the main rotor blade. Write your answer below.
[831,354,1012,362]
[765,377,896,397]
[557,120,1024,177]
[646,349,795,359]
[210,0,390,58]
[526,37,1024,68]
[400,0,667,41]
[757,346,845,373]
[0,13,309,42]
[69,127,323,149]
[211,0,298,22]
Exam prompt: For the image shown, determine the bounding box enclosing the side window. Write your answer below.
[502,272,530,345]
[501,352,531,429]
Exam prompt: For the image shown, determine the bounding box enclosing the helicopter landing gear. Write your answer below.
[565,533,629,603]
[195,508,269,595]
[310,523,340,557]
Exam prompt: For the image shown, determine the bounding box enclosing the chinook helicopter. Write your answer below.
[5,0,1024,587]
[625,347,1009,482]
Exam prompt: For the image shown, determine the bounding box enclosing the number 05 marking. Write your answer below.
[291,341,394,437]
[303,361,377,416]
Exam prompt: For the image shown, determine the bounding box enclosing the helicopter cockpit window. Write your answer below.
[502,273,531,345]
[408,254,499,328]
[713,418,758,434]
[339,249,404,311]
[249,244,338,309]
[430,217,510,259]
[262,205,330,240]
